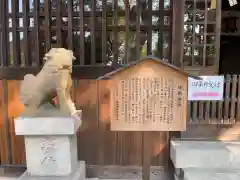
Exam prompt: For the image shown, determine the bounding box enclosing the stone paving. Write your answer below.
[0,167,169,180]
[0,169,22,180]
[0,177,17,180]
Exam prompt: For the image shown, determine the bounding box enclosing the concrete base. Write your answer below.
[14,116,81,176]
[171,140,240,180]
[23,135,78,176]
[170,140,240,169]
[17,161,85,180]
[183,169,240,180]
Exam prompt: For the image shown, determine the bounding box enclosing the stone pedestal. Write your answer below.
[14,116,85,180]
[171,140,240,180]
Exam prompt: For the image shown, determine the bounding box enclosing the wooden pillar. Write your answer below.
[215,0,222,73]
[171,0,184,68]
[0,0,9,67]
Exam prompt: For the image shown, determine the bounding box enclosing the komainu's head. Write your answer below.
[43,48,76,70]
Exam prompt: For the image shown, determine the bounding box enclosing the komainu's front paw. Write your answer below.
[71,110,82,127]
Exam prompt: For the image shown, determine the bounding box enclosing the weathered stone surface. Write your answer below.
[183,169,240,180]
[25,135,78,176]
[15,115,82,135]
[18,161,85,180]
[87,165,168,180]
[14,117,81,176]
[0,165,168,180]
[171,140,240,169]
[19,48,79,118]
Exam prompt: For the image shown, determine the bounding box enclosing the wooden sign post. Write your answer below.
[98,56,198,180]
[143,132,152,180]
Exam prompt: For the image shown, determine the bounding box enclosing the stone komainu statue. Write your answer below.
[20,48,79,118]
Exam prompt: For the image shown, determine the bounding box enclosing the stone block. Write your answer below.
[24,135,78,176]
[15,116,81,135]
[14,116,81,176]
[183,169,240,180]
[170,140,240,169]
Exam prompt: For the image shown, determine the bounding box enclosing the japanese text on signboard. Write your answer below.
[188,76,224,101]
[111,77,187,131]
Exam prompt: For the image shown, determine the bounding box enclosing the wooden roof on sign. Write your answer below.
[97,56,200,80]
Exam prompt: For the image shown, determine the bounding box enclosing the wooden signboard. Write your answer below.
[111,77,187,131]
[98,56,198,180]
[100,57,190,131]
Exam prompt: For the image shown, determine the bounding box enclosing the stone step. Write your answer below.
[170,140,240,169]
[182,169,240,180]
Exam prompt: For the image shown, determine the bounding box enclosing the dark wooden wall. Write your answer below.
[0,80,169,166]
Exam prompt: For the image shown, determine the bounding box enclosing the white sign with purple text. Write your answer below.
[188,76,224,101]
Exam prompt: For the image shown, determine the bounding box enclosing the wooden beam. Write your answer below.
[0,65,122,80]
